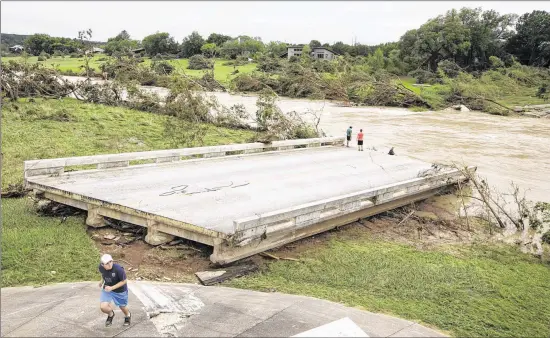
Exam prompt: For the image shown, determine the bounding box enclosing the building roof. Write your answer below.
[312,47,338,55]
[9,45,24,49]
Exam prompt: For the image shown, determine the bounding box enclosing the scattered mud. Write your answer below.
[89,226,213,284]
[87,193,503,284]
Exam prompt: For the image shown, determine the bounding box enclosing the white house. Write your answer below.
[283,45,338,60]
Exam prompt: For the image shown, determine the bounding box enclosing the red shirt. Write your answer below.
[357,132,364,141]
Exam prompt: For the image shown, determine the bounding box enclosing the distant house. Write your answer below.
[9,45,24,53]
[131,48,145,54]
[282,45,338,60]
[284,45,305,58]
[85,47,105,55]
[311,47,337,60]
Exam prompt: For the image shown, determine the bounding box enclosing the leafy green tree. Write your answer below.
[206,33,232,46]
[367,48,385,71]
[104,30,140,56]
[201,43,217,58]
[331,41,349,55]
[24,34,53,55]
[142,32,179,56]
[181,31,205,58]
[301,44,312,62]
[220,36,264,59]
[266,41,287,57]
[507,10,550,66]
[309,40,321,48]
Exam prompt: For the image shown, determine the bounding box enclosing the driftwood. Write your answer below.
[397,211,415,226]
[195,262,258,286]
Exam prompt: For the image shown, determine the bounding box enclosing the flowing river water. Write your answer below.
[63,76,550,203]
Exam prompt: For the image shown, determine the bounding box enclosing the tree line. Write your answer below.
[9,7,550,73]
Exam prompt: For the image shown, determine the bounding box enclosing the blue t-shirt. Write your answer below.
[99,263,127,293]
[346,128,352,137]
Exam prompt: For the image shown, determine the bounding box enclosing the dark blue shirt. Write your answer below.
[98,263,127,293]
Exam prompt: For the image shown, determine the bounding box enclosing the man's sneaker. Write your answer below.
[105,311,115,327]
[123,312,131,326]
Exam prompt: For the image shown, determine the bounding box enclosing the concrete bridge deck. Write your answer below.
[24,137,473,264]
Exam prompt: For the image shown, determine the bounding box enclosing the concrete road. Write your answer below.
[1,281,446,337]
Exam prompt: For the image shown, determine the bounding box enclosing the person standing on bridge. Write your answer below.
[346,126,353,147]
[98,254,131,327]
[357,129,364,151]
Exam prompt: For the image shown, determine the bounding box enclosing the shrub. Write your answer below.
[37,56,46,61]
[257,57,281,72]
[489,56,505,69]
[312,60,336,73]
[152,61,175,75]
[188,54,213,70]
[408,69,440,84]
[437,60,461,78]
[39,51,51,59]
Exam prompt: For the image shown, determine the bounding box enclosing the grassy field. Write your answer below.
[2,54,258,84]
[1,198,100,287]
[2,54,109,73]
[230,237,550,337]
[1,98,255,287]
[398,76,546,108]
[1,98,254,190]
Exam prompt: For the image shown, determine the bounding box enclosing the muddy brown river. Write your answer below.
[63,76,550,202]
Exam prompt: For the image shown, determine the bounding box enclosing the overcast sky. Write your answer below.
[3,1,550,45]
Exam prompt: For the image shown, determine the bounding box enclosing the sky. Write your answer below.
[2,1,550,45]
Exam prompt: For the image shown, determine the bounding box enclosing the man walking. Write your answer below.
[98,254,131,327]
[357,129,364,151]
[346,126,353,147]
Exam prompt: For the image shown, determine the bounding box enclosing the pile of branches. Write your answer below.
[1,60,80,100]
[230,63,431,108]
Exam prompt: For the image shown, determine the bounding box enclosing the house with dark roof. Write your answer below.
[281,45,338,60]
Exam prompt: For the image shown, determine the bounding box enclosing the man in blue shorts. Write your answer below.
[98,254,131,327]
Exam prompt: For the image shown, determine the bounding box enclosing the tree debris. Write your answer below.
[195,262,258,286]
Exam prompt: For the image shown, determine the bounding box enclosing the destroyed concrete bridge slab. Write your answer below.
[24,137,475,264]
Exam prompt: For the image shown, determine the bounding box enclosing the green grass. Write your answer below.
[398,75,547,109]
[1,198,100,287]
[2,55,257,84]
[1,98,254,190]
[160,59,257,84]
[497,86,548,107]
[1,98,255,287]
[230,237,550,337]
[2,54,109,73]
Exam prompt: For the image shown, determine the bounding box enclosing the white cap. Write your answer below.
[100,254,113,264]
